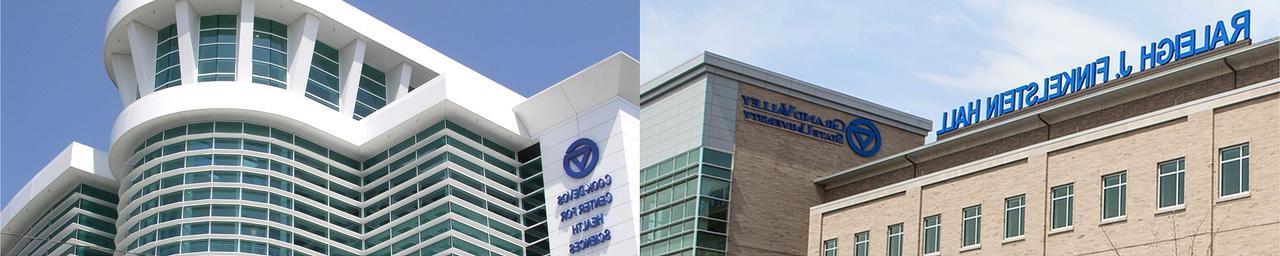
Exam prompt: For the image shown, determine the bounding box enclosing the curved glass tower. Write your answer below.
[1,1,641,256]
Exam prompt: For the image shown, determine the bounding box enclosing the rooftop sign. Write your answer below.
[936,10,1252,136]
[741,94,883,157]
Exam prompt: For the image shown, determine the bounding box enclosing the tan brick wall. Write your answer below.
[730,82,925,255]
[816,191,921,256]
[1044,114,1208,255]
[920,157,1044,255]
[1209,94,1279,255]
[812,88,1278,256]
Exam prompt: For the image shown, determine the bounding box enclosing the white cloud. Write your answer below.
[640,1,879,82]
[915,1,1142,92]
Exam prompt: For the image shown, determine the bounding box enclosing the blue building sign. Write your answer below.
[846,118,881,157]
[563,138,600,179]
[936,10,1252,136]
[558,138,614,254]
[741,94,882,157]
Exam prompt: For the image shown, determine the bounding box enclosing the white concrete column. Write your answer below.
[174,0,199,85]
[111,53,140,105]
[126,22,157,96]
[286,13,319,95]
[337,39,367,116]
[234,0,256,82]
[385,62,412,102]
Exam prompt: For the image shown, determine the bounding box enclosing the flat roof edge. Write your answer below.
[1,143,115,243]
[643,51,932,133]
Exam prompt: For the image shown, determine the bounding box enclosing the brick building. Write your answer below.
[809,36,1279,256]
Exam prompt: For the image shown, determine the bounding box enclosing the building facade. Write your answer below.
[639,52,932,256]
[0,1,639,256]
[809,31,1279,256]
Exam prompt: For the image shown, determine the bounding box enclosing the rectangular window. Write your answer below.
[182,239,209,253]
[962,205,981,247]
[1158,159,1186,208]
[1102,172,1127,220]
[854,231,869,256]
[306,42,341,110]
[1004,195,1025,238]
[886,223,903,256]
[1051,184,1073,229]
[822,238,838,256]
[209,239,237,252]
[250,17,288,88]
[922,215,940,254]
[197,15,237,82]
[353,64,387,120]
[1220,144,1250,197]
[154,24,182,90]
[183,222,209,235]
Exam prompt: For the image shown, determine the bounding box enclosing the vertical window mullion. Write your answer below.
[886,224,903,256]
[962,205,981,247]
[1004,195,1024,239]
[197,15,237,82]
[922,215,940,254]
[854,231,869,256]
[1219,144,1250,198]
[154,24,181,90]
[822,238,837,256]
[1102,172,1127,220]
[250,17,288,88]
[1051,184,1073,230]
[1158,159,1186,208]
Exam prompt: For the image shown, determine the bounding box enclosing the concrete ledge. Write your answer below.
[0,142,115,252]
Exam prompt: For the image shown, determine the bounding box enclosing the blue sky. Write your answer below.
[0,1,637,207]
[642,0,1279,142]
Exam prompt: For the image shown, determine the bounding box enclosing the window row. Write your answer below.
[126,200,521,255]
[12,213,117,256]
[127,178,522,240]
[8,185,119,255]
[824,143,1253,255]
[131,120,518,188]
[129,141,523,216]
[640,147,733,186]
[638,147,734,256]
[132,121,359,171]
[145,15,383,119]
[822,229,878,256]
[1050,143,1250,230]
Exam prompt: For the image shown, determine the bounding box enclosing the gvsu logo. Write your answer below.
[845,118,881,157]
[563,138,600,179]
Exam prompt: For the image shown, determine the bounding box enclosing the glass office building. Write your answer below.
[0,1,640,256]
[639,52,933,255]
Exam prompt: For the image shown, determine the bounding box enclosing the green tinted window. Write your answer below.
[197,15,237,81]
[251,17,287,88]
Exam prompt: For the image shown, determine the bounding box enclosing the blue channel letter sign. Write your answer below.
[563,138,600,179]
[935,10,1252,136]
[845,118,882,157]
[741,94,883,158]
